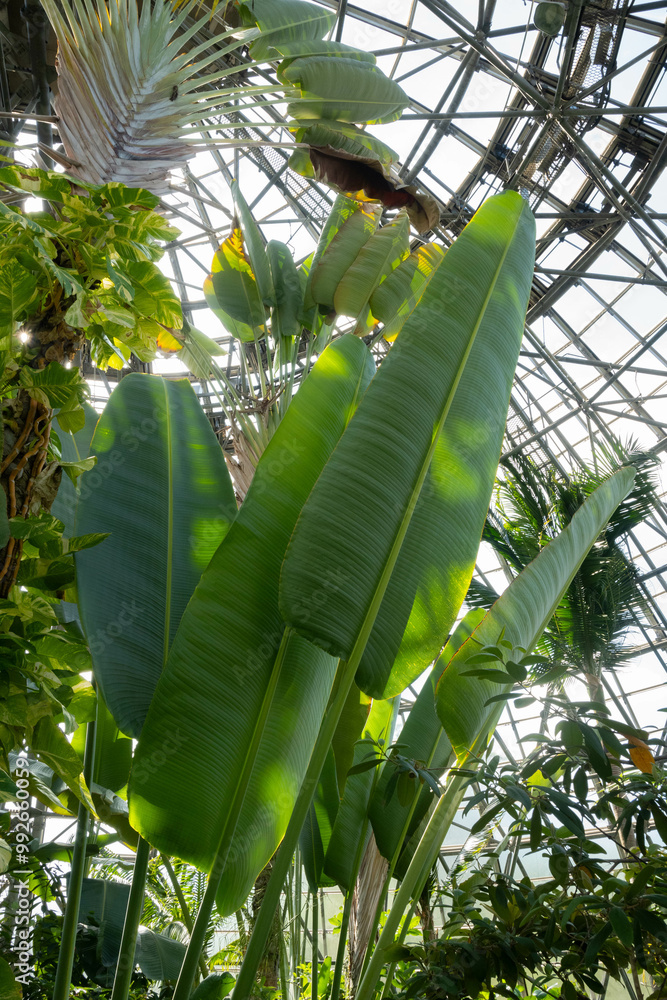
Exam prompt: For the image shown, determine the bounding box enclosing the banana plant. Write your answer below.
[73,190,536,1000]
[353,460,638,977]
[205,190,443,348]
[51,376,236,1000]
[126,336,374,999]
[230,189,536,999]
[199,189,446,498]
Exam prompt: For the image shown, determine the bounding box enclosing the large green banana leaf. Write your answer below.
[276,40,377,69]
[299,748,339,892]
[291,120,399,170]
[77,878,186,983]
[75,375,236,738]
[356,200,535,698]
[334,211,409,320]
[238,0,335,61]
[129,336,375,916]
[324,697,397,890]
[436,465,636,760]
[368,615,484,864]
[284,58,409,125]
[299,682,380,892]
[280,191,536,697]
[310,204,381,310]
[51,401,100,536]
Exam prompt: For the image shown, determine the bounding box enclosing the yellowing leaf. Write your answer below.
[628,738,655,774]
[108,339,131,370]
[157,329,183,352]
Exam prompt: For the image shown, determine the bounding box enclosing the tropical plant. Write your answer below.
[466,446,658,703]
[0,165,184,604]
[69,189,539,1000]
[390,679,667,1000]
[196,184,445,497]
[0,179,648,1000]
[39,0,412,194]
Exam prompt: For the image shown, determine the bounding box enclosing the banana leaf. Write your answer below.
[299,748,339,892]
[331,684,373,795]
[77,878,186,983]
[291,119,399,169]
[368,614,484,864]
[276,40,377,71]
[284,58,409,125]
[324,696,397,890]
[370,243,445,341]
[238,0,335,61]
[280,191,536,701]
[268,240,303,340]
[51,400,100,536]
[75,374,236,738]
[310,204,382,310]
[129,336,375,916]
[231,180,274,308]
[334,211,409,320]
[436,466,637,759]
[71,694,132,796]
[204,228,268,340]
[356,467,638,1000]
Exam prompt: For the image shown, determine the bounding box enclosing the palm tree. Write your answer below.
[467,442,658,703]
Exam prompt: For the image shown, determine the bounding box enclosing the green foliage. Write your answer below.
[235,0,336,61]
[394,852,667,1000]
[436,467,635,762]
[17,911,161,999]
[75,374,236,739]
[467,447,658,677]
[280,191,535,697]
[129,336,374,915]
[385,664,667,1000]
[0,515,95,774]
[0,165,180,373]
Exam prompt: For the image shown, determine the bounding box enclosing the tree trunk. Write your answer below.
[348,834,388,994]
[417,880,435,944]
[0,391,58,595]
[249,854,282,990]
[0,299,84,595]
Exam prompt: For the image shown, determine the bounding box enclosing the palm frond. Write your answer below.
[486,443,656,672]
[464,578,500,611]
[41,0,258,190]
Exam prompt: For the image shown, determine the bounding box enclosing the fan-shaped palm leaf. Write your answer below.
[41,0,259,190]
